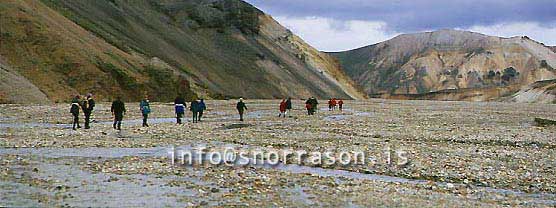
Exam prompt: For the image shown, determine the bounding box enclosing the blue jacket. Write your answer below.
[140,100,151,115]
[198,101,206,112]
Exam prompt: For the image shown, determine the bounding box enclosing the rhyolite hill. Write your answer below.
[331,29,556,102]
[0,0,364,103]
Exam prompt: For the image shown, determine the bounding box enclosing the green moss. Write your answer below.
[95,60,137,90]
[465,47,486,58]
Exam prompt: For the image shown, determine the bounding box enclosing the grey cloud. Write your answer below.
[245,0,556,32]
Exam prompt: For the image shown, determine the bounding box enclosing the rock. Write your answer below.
[535,118,556,127]
[214,124,253,130]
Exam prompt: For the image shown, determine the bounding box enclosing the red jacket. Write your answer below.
[338,100,344,105]
[280,101,287,112]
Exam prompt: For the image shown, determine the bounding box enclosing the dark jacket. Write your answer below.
[309,98,318,107]
[286,99,292,109]
[236,101,247,112]
[111,100,126,114]
[190,100,199,112]
[82,98,95,113]
[70,98,80,114]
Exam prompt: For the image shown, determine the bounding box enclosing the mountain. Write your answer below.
[330,29,556,101]
[0,0,364,103]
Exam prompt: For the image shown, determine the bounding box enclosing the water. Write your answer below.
[323,115,349,121]
[1,146,555,206]
[0,147,167,158]
[0,108,376,129]
[2,161,200,207]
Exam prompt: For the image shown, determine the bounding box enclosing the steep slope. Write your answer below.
[0,56,49,104]
[506,79,556,104]
[0,0,363,103]
[331,29,556,99]
[257,14,365,99]
[0,0,197,102]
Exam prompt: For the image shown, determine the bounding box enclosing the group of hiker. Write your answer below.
[70,94,343,130]
[327,98,344,111]
[305,97,319,115]
[278,98,293,118]
[174,96,207,124]
[70,93,95,130]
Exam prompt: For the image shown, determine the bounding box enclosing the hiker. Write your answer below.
[338,99,344,111]
[305,102,312,115]
[198,99,207,122]
[285,98,292,115]
[331,98,337,110]
[111,96,126,130]
[328,99,333,111]
[279,99,287,118]
[190,100,200,123]
[140,95,151,127]
[307,97,318,115]
[81,93,95,129]
[70,95,81,130]
[174,96,186,124]
[236,98,248,121]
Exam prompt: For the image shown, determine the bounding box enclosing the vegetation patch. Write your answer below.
[535,118,556,127]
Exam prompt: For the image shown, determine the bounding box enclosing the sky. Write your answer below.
[244,0,556,52]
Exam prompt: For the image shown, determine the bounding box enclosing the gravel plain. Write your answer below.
[1,99,555,207]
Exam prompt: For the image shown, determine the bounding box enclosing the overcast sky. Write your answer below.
[245,0,556,52]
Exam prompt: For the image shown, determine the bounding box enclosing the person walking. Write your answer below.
[305,102,312,115]
[331,98,337,111]
[328,99,333,111]
[198,99,207,122]
[308,96,319,115]
[279,99,287,118]
[338,99,344,111]
[174,96,186,124]
[111,97,126,130]
[285,98,292,116]
[81,93,95,129]
[236,98,248,121]
[140,96,151,127]
[190,100,200,123]
[70,95,81,130]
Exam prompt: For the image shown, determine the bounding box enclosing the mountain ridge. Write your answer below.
[0,0,364,103]
[330,29,556,102]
